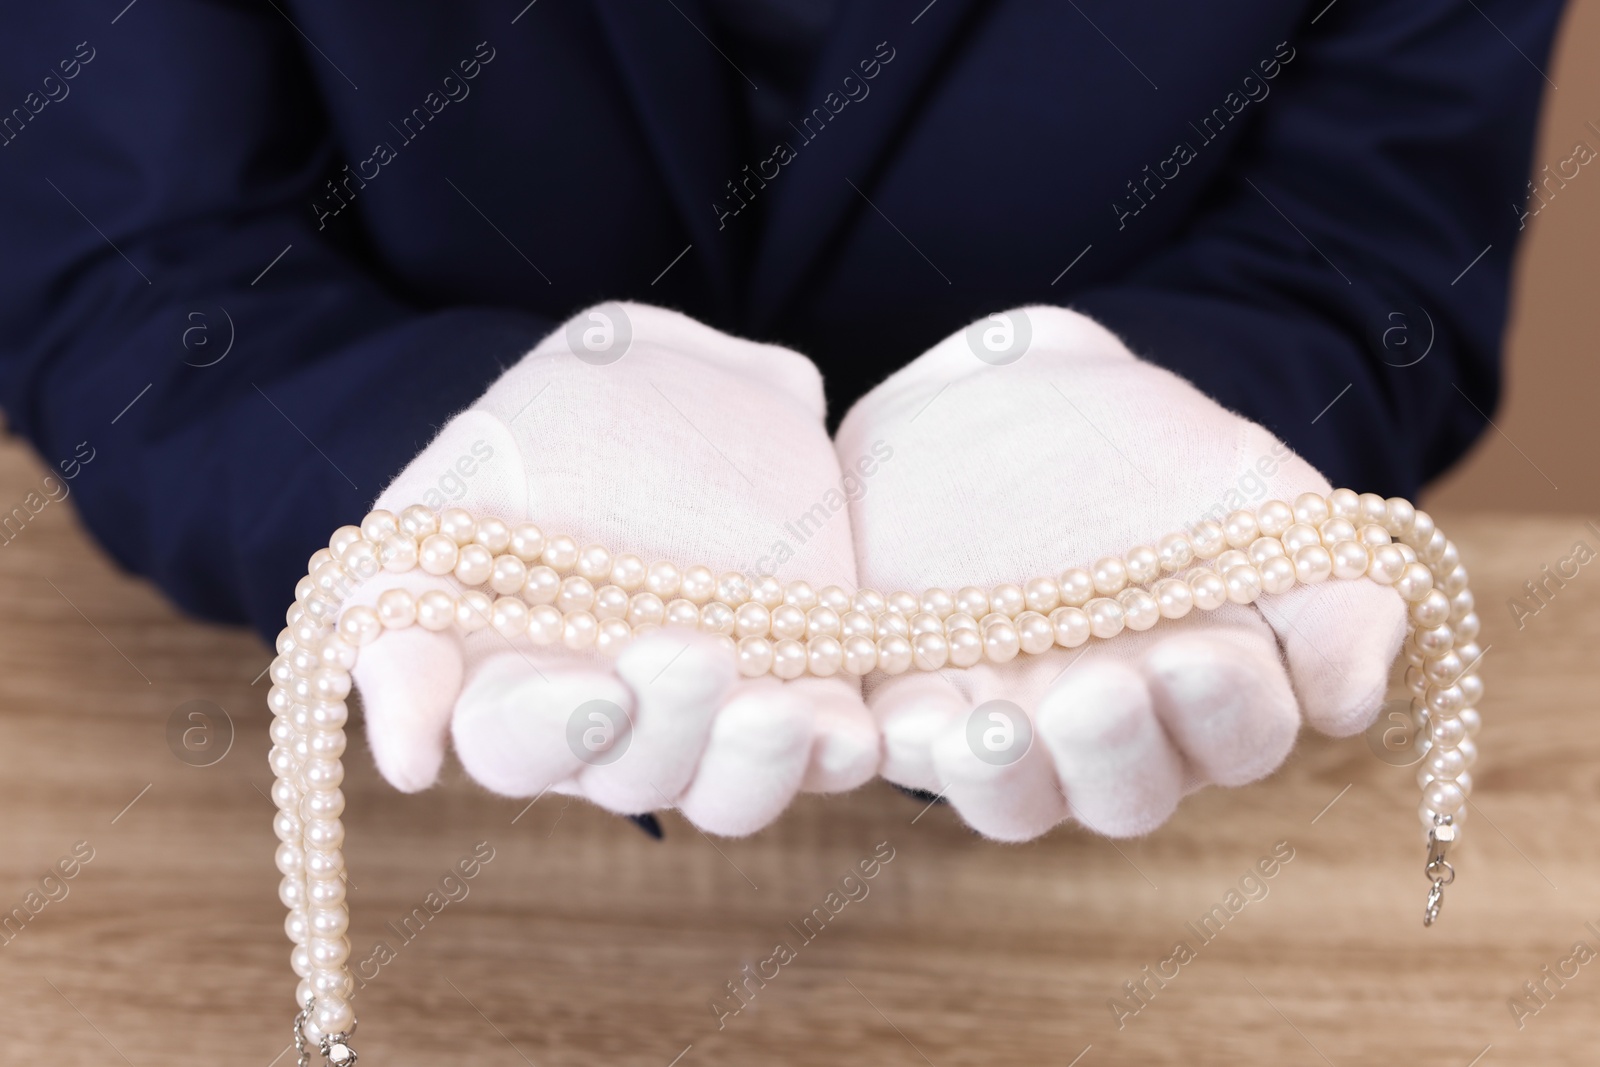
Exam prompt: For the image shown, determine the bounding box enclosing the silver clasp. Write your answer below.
[1423,815,1457,927]
[293,1001,359,1067]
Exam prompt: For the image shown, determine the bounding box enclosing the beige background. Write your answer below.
[1427,0,1600,513]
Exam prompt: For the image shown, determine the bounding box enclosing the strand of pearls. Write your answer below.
[268,489,1480,1059]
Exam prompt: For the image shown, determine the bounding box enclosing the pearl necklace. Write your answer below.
[268,489,1478,1063]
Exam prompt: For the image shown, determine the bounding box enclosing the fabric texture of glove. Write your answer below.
[835,305,1407,841]
[348,303,877,835]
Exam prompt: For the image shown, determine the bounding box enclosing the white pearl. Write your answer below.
[886,590,919,616]
[1223,510,1259,549]
[556,575,595,614]
[910,631,950,670]
[716,572,752,607]
[1318,517,1357,546]
[771,605,807,641]
[818,585,852,614]
[610,553,647,592]
[1118,589,1159,631]
[840,610,876,639]
[509,523,545,561]
[474,517,511,555]
[399,504,438,538]
[944,612,978,633]
[1126,544,1161,585]
[1086,598,1125,639]
[1247,536,1286,566]
[787,581,821,611]
[734,602,771,638]
[379,533,418,572]
[595,614,630,655]
[1056,569,1095,607]
[680,566,716,605]
[1158,531,1195,572]
[542,534,579,573]
[737,637,774,678]
[1424,650,1464,686]
[1189,570,1228,611]
[809,635,844,676]
[1259,556,1297,595]
[417,534,458,576]
[490,598,528,638]
[1090,558,1127,596]
[1384,496,1416,535]
[1458,707,1481,737]
[1153,578,1194,619]
[329,524,364,559]
[1404,509,1436,549]
[527,605,563,645]
[1395,562,1435,602]
[1215,549,1251,574]
[593,585,629,620]
[990,583,1026,617]
[455,590,493,632]
[1357,492,1388,527]
[1017,611,1055,653]
[577,544,613,582]
[1368,544,1407,584]
[1292,492,1330,526]
[1411,589,1451,628]
[920,587,956,618]
[1050,606,1092,647]
[376,589,416,629]
[1358,523,1392,548]
[314,996,354,1037]
[491,555,529,596]
[361,509,399,542]
[700,601,735,636]
[807,606,842,640]
[437,508,476,545]
[1257,500,1294,537]
[1458,673,1483,706]
[851,588,887,616]
[521,565,560,605]
[948,627,984,667]
[668,598,707,630]
[1422,779,1465,815]
[908,611,943,636]
[843,636,879,675]
[982,620,1021,662]
[562,611,598,650]
[773,639,808,679]
[453,544,494,586]
[1331,540,1369,580]
[627,592,666,628]
[1292,545,1332,583]
[1430,715,1466,748]
[1191,521,1226,559]
[1328,487,1360,519]
[1023,578,1060,614]
[1224,564,1263,604]
[1281,523,1321,554]
[646,561,682,598]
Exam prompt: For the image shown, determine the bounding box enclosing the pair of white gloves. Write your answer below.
[349,304,1405,840]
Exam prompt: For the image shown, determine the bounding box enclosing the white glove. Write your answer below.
[835,306,1406,841]
[347,303,877,835]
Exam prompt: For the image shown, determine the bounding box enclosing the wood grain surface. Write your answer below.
[0,439,1595,1067]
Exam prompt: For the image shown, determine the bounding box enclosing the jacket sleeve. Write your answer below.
[1070,0,1566,497]
[0,4,552,640]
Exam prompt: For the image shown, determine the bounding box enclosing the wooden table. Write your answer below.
[1,438,1594,1067]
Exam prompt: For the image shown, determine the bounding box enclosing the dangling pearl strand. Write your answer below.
[268,489,1480,1057]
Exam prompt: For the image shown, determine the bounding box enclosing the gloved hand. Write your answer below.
[835,306,1406,841]
[342,303,876,835]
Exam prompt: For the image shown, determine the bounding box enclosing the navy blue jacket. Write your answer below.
[0,0,1565,640]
